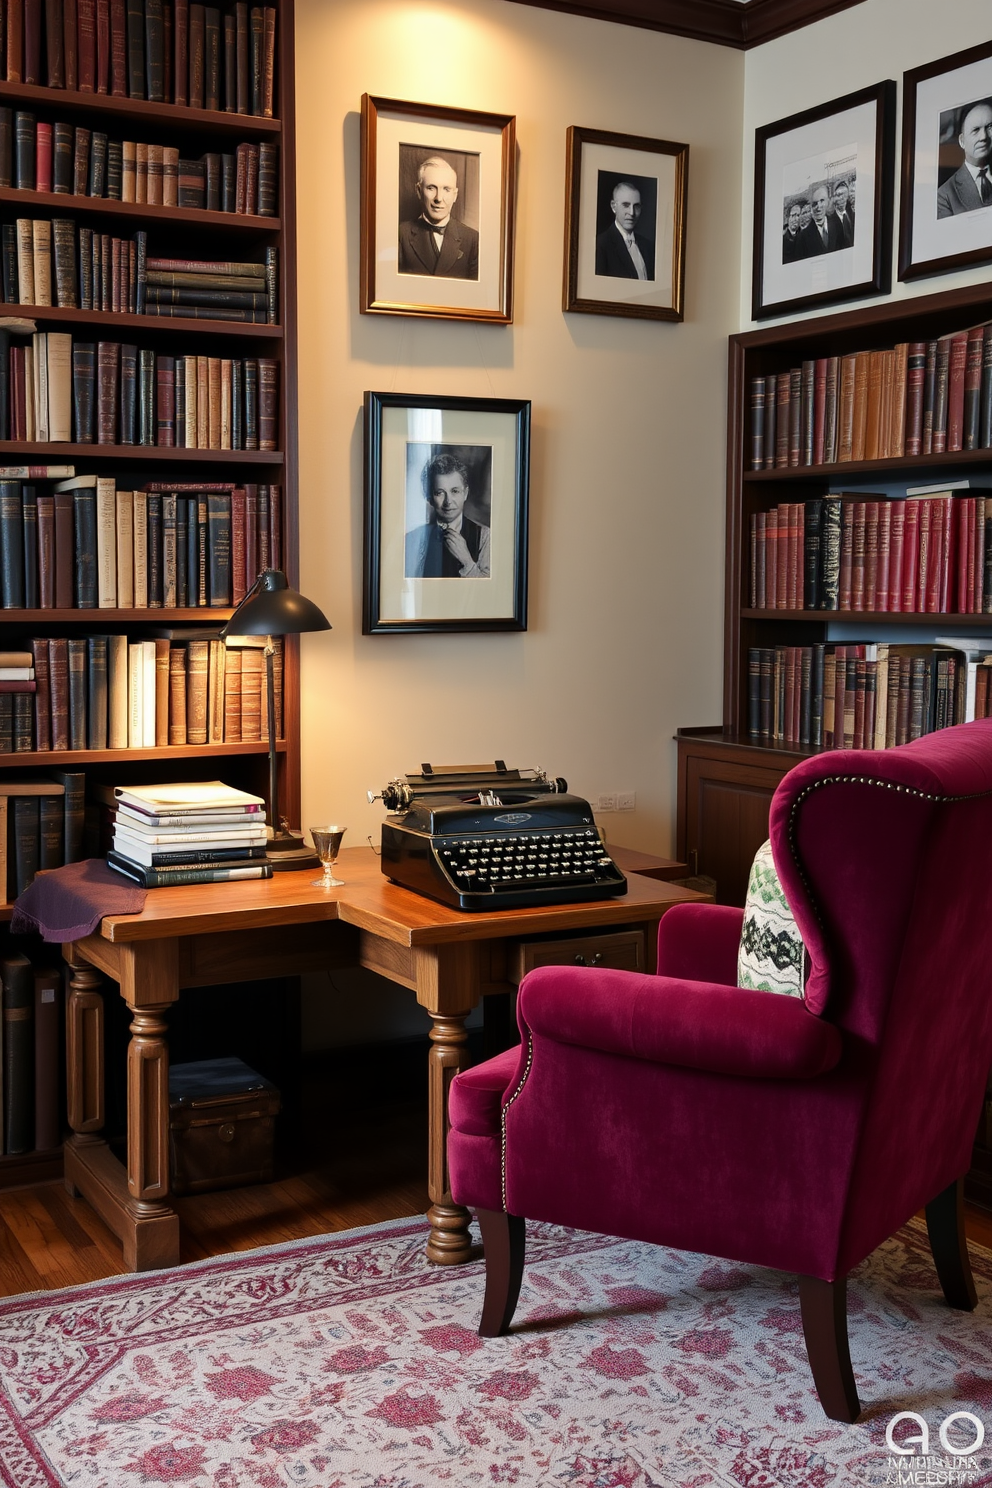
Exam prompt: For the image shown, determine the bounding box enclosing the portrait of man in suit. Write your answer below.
[405,447,491,579]
[797,183,847,256]
[937,99,992,218]
[594,173,657,280]
[831,179,855,246]
[398,151,480,280]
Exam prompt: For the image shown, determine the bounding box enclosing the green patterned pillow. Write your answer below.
[736,839,806,999]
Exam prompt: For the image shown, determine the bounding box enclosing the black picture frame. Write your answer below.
[363,392,530,635]
[899,41,992,282]
[752,80,896,321]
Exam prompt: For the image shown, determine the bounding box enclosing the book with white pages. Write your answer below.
[115,804,265,830]
[113,781,266,814]
[114,826,268,851]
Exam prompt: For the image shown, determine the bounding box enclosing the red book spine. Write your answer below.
[937,499,953,614]
[852,658,866,749]
[957,498,970,613]
[864,502,879,610]
[244,481,258,582]
[63,0,77,87]
[37,495,54,608]
[268,483,280,571]
[231,486,246,602]
[925,501,942,614]
[946,333,968,453]
[77,0,95,89]
[812,358,827,465]
[851,502,866,612]
[913,501,930,613]
[48,636,68,749]
[35,121,52,192]
[109,0,125,93]
[6,0,23,81]
[10,346,25,439]
[902,503,919,612]
[95,0,109,89]
[904,342,926,457]
[839,503,854,611]
[765,507,778,609]
[156,359,175,445]
[888,505,905,613]
[753,510,764,608]
[876,502,891,614]
[966,498,976,613]
[777,508,788,610]
[976,497,986,616]
[775,376,790,469]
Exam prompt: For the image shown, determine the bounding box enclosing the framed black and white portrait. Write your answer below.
[563,127,688,321]
[752,82,896,320]
[900,42,992,281]
[361,96,515,324]
[363,392,530,634]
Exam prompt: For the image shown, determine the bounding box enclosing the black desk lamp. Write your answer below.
[221,569,331,871]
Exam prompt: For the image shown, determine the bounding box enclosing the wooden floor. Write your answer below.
[1,1038,992,1297]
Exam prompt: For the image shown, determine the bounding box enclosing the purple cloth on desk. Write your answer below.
[11,859,146,942]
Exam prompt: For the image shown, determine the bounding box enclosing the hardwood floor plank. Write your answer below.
[0,1213,44,1297]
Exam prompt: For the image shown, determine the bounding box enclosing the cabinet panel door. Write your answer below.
[684,757,790,906]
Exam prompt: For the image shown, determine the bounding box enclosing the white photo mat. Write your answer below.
[575,142,678,310]
[908,54,992,271]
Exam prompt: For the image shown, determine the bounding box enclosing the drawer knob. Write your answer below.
[573,952,603,967]
[218,1124,236,1143]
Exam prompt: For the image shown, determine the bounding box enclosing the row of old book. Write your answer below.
[2,0,277,117]
[0,477,282,609]
[1,949,64,1155]
[748,487,992,615]
[0,331,278,447]
[107,778,270,886]
[2,633,284,752]
[0,773,83,899]
[1,226,277,321]
[748,321,992,470]
[0,110,278,216]
[746,641,983,752]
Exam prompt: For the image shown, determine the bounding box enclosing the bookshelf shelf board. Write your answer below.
[744,449,992,483]
[0,607,235,621]
[0,1144,62,1181]
[0,82,282,137]
[741,609,992,625]
[7,304,283,338]
[0,741,287,766]
[0,441,283,462]
[0,186,279,232]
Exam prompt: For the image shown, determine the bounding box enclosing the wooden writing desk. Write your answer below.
[63,845,707,1271]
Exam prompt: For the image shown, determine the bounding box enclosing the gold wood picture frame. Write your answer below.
[360,95,516,324]
[563,126,688,322]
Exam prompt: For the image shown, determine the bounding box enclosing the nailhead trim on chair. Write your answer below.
[500,1034,533,1213]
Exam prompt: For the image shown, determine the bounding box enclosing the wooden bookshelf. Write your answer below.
[0,0,300,1181]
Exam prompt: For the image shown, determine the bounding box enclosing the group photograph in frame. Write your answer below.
[563,126,688,321]
[900,41,992,282]
[752,81,896,321]
[363,392,530,635]
[360,95,516,323]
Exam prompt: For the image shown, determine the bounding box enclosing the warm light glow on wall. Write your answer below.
[337,1,510,88]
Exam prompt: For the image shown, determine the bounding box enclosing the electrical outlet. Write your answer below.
[617,792,636,811]
[597,794,616,813]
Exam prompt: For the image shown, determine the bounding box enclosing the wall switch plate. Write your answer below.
[597,794,616,813]
[617,792,636,811]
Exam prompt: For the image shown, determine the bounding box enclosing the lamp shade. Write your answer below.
[220,569,332,637]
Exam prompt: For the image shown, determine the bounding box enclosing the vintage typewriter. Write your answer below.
[367,761,627,911]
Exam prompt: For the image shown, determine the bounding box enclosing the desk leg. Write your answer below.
[416,943,481,1267]
[65,960,106,1192]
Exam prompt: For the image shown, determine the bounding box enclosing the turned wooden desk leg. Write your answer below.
[65,960,106,1193]
[120,942,181,1272]
[416,943,481,1267]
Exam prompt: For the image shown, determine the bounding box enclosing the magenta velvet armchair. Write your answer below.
[447,721,992,1423]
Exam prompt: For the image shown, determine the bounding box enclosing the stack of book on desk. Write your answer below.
[105,780,271,887]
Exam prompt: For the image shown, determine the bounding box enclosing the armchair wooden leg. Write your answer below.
[477,1209,525,1337]
[926,1177,977,1311]
[798,1274,861,1423]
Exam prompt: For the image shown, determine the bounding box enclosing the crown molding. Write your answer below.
[504,0,866,49]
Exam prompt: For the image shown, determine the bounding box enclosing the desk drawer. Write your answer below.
[509,929,645,984]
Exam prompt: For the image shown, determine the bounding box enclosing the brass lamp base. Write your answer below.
[267,829,320,872]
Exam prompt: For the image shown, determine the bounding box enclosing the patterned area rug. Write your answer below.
[1,1215,992,1487]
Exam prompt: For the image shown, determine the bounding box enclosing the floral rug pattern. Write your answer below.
[0,1215,991,1486]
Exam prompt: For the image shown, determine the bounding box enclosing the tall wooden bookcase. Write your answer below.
[0,0,300,1188]
[677,278,992,907]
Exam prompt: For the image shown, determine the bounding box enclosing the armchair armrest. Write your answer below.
[518,965,842,1081]
[656,903,744,985]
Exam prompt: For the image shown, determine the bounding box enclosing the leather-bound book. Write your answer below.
[14,110,35,190]
[89,130,107,195]
[945,330,969,453]
[78,0,95,88]
[177,155,204,207]
[23,0,40,81]
[248,4,261,113]
[161,146,178,206]
[206,492,230,604]
[222,9,233,109]
[52,491,72,607]
[30,220,50,308]
[173,0,187,102]
[261,4,274,115]
[108,0,125,92]
[67,635,87,747]
[63,0,77,86]
[155,353,175,446]
[1,225,17,304]
[35,119,51,190]
[71,340,95,443]
[77,226,92,308]
[21,485,37,609]
[114,487,132,606]
[175,495,188,605]
[96,339,119,443]
[264,243,276,322]
[121,138,135,201]
[931,338,951,455]
[86,633,107,747]
[68,484,97,607]
[145,143,162,205]
[188,1,203,105]
[168,644,186,743]
[184,494,196,603]
[6,0,23,81]
[185,638,208,742]
[207,636,224,741]
[963,326,984,451]
[207,354,220,447]
[230,486,246,602]
[0,329,9,444]
[0,697,13,753]
[125,0,143,94]
[161,492,176,606]
[95,0,108,88]
[72,124,90,196]
[154,636,168,743]
[230,358,242,448]
[258,140,276,217]
[48,769,83,859]
[904,341,926,457]
[106,137,122,198]
[243,357,257,448]
[12,692,32,750]
[45,0,64,83]
[267,482,280,570]
[33,966,61,1152]
[223,644,240,740]
[52,219,77,309]
[51,122,73,195]
[243,481,257,580]
[204,149,220,209]
[144,0,163,99]
[146,490,162,606]
[31,637,50,749]
[257,357,277,450]
[196,493,207,603]
[3,953,35,1153]
[0,481,23,609]
[47,331,72,441]
[119,341,137,444]
[10,346,25,440]
[195,353,207,448]
[219,357,231,446]
[239,644,260,739]
[108,632,127,746]
[36,495,53,607]
[132,489,147,604]
[163,0,172,98]
[0,109,12,188]
[257,484,269,569]
[203,4,218,108]
[48,637,68,748]
[234,0,247,111]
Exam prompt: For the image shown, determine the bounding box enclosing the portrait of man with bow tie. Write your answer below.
[398,149,480,281]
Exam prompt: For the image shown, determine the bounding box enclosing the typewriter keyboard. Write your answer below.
[437,827,618,892]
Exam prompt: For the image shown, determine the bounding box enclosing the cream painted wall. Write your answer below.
[740,0,992,327]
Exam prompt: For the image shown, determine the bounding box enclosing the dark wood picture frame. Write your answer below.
[360,95,516,324]
[363,391,530,635]
[899,41,992,283]
[752,81,895,321]
[563,126,688,321]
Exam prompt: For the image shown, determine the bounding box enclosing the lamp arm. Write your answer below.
[265,642,281,831]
